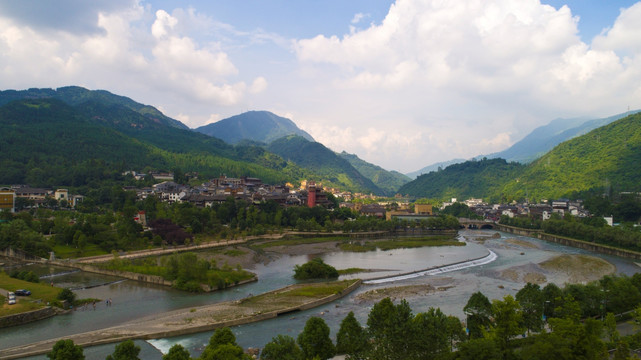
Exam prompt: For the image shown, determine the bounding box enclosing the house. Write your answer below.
[360,204,386,218]
[0,188,16,213]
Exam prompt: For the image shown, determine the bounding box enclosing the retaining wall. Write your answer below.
[496,224,641,260]
[0,307,58,328]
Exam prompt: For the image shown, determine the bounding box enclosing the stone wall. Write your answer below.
[0,307,58,328]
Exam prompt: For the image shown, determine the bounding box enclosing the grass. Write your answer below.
[239,280,357,309]
[255,235,349,249]
[52,243,109,259]
[223,249,247,257]
[0,272,63,316]
[339,236,464,252]
[338,268,367,275]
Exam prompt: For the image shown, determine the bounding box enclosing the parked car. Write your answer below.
[7,292,16,305]
[14,289,31,296]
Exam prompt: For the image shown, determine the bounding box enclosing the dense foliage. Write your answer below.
[398,158,524,201]
[267,135,384,195]
[293,258,339,280]
[46,339,84,360]
[338,151,411,196]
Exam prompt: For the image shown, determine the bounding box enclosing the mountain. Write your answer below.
[501,111,641,201]
[406,158,467,179]
[267,136,384,195]
[0,96,305,188]
[483,110,639,163]
[406,111,639,179]
[338,151,410,194]
[0,86,188,130]
[195,111,315,145]
[398,158,525,201]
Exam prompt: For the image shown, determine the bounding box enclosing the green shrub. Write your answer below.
[293,258,339,280]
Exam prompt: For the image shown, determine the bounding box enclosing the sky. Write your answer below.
[1,0,640,174]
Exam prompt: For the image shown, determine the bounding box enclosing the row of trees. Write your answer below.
[50,272,641,359]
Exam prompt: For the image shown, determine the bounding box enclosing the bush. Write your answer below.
[293,258,339,280]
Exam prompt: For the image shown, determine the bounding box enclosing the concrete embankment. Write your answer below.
[0,279,362,360]
[496,224,641,260]
[0,307,61,328]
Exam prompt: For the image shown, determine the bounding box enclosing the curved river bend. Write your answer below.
[6,230,640,359]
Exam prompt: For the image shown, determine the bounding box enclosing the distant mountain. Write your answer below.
[405,110,639,180]
[267,136,384,195]
[398,158,524,201]
[501,111,641,200]
[482,110,639,163]
[406,158,467,179]
[338,151,410,195]
[195,111,314,145]
[0,86,188,130]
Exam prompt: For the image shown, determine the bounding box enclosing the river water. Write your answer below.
[5,230,640,359]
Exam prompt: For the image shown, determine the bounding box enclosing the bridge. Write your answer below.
[458,218,496,230]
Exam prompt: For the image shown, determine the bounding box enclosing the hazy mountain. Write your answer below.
[195,111,315,145]
[501,111,641,200]
[338,151,410,195]
[482,110,640,163]
[406,158,467,179]
[399,112,641,201]
[267,136,384,195]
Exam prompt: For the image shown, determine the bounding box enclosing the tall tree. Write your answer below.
[47,339,84,360]
[297,317,335,360]
[106,340,141,360]
[411,308,451,360]
[336,311,369,360]
[260,335,303,360]
[463,291,493,339]
[163,344,191,360]
[366,298,415,360]
[516,282,544,334]
[200,327,246,360]
[490,295,524,360]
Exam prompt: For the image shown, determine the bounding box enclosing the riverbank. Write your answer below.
[0,279,361,360]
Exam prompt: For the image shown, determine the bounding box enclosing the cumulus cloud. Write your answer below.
[0,3,265,126]
[293,0,641,172]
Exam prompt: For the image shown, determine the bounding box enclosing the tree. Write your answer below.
[293,258,338,280]
[260,335,303,360]
[490,295,524,359]
[297,317,335,360]
[411,308,451,359]
[47,339,84,360]
[457,338,500,360]
[366,298,414,360]
[106,339,141,360]
[463,291,492,339]
[516,282,544,334]
[57,288,76,305]
[335,312,369,360]
[200,327,246,360]
[163,344,191,360]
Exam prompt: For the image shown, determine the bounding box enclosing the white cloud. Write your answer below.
[249,76,268,94]
[292,0,641,172]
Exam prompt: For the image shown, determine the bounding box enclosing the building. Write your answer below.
[414,204,433,215]
[307,182,317,207]
[54,189,69,202]
[0,188,16,213]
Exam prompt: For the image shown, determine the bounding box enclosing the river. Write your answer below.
[4,230,640,359]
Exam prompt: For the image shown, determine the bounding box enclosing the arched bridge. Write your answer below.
[458,218,496,230]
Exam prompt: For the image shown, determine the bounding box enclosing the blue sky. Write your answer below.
[0,0,640,173]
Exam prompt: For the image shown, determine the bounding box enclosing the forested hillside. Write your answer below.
[501,112,641,201]
[398,158,524,201]
[338,151,410,195]
[267,136,384,195]
[0,98,305,188]
[195,110,314,144]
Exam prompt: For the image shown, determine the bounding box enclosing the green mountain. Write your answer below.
[0,98,309,188]
[398,158,524,201]
[195,110,315,144]
[0,86,188,130]
[267,136,384,195]
[483,110,639,163]
[501,112,641,201]
[338,151,410,195]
